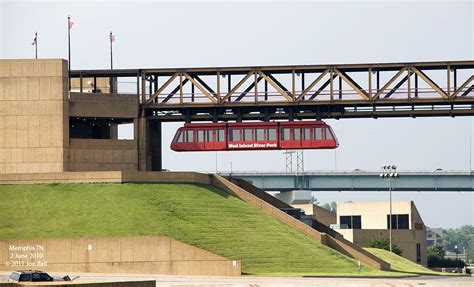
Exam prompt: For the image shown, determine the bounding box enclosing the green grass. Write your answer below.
[0,183,408,276]
[365,248,458,276]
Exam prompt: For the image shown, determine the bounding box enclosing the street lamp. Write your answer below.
[380,164,399,253]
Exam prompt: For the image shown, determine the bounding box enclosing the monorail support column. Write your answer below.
[137,117,149,171]
[149,120,163,171]
[137,117,162,171]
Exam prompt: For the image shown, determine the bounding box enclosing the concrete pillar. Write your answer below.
[136,117,148,171]
[136,118,162,171]
[149,120,162,171]
[109,123,118,139]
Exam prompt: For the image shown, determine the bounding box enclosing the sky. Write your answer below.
[0,0,473,228]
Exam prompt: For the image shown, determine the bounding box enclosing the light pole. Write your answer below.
[380,164,399,253]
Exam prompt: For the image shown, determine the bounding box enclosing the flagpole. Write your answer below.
[68,15,71,90]
[35,32,38,59]
[110,31,113,70]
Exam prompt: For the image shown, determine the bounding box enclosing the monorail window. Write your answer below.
[230,129,240,141]
[217,129,224,142]
[314,128,322,140]
[175,130,184,143]
[243,129,253,142]
[185,130,194,142]
[281,128,291,140]
[197,130,205,142]
[293,128,301,140]
[206,130,213,142]
[266,128,276,141]
[303,128,311,140]
[325,128,333,140]
[255,129,265,141]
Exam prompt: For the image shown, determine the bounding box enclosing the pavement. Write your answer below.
[0,272,472,287]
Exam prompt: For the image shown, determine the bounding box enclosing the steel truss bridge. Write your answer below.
[70,60,474,122]
[225,171,474,192]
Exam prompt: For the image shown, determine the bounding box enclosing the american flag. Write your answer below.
[31,34,37,46]
[68,18,74,30]
[110,33,115,43]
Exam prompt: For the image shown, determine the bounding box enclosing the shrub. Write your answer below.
[427,254,465,268]
[366,237,402,255]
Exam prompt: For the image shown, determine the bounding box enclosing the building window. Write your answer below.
[387,214,409,230]
[416,243,421,263]
[339,215,362,229]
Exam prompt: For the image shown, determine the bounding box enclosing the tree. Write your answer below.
[442,225,474,261]
[321,201,337,212]
[366,237,402,256]
[427,243,445,258]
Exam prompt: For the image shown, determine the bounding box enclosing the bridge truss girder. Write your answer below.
[70,60,474,122]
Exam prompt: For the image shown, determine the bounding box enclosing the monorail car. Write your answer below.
[170,121,338,152]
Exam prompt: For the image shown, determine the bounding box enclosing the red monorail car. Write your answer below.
[170,121,338,152]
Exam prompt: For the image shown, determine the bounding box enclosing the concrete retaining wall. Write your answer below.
[0,236,240,276]
[0,281,155,287]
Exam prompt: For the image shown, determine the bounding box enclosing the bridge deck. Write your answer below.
[225,171,474,192]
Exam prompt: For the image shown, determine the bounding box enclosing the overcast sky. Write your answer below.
[1,0,473,228]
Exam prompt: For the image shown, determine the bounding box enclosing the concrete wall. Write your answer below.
[0,171,212,185]
[0,236,241,276]
[0,59,68,174]
[69,92,138,118]
[0,281,155,287]
[69,139,138,171]
[293,204,337,226]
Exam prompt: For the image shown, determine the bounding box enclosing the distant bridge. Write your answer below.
[225,171,474,192]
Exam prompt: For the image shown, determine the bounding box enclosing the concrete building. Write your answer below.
[335,201,427,266]
[0,59,160,174]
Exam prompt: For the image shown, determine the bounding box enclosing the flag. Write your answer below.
[31,35,37,46]
[110,33,115,42]
[68,18,74,30]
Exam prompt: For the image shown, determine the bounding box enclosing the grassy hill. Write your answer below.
[365,248,452,276]
[0,183,404,276]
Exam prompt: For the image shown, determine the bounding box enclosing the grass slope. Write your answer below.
[365,248,452,276]
[0,183,403,276]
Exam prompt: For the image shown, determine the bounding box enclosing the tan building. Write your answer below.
[335,201,427,266]
[0,59,160,174]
